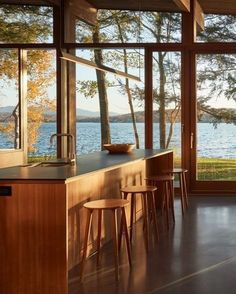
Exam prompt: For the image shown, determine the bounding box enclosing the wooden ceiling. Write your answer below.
[87,0,236,14]
[199,0,236,14]
[86,0,180,12]
[2,0,236,15]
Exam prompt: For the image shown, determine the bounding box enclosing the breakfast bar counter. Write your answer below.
[0,149,172,181]
[0,149,173,294]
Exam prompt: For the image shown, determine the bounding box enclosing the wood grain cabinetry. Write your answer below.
[0,182,67,294]
[0,150,173,294]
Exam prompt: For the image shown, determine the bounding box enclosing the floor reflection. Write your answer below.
[69,196,236,294]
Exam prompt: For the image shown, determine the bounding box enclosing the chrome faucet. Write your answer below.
[50,133,76,166]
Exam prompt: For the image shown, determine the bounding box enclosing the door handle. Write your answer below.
[190,132,194,149]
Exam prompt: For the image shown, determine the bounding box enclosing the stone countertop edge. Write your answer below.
[0,149,173,182]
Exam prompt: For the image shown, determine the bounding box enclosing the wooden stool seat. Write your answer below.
[145,175,175,230]
[80,198,131,282]
[146,175,174,182]
[172,168,188,174]
[120,185,159,250]
[121,185,157,194]
[84,199,129,210]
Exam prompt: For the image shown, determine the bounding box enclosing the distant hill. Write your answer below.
[0,106,118,120]
[76,109,100,117]
[1,106,235,123]
[77,111,178,123]
[0,106,15,113]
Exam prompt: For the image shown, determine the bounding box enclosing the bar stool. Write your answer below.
[145,175,175,230]
[120,185,159,249]
[80,199,131,282]
[169,168,188,214]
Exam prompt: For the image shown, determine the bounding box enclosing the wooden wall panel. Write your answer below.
[0,151,25,168]
[145,151,173,177]
[0,183,67,294]
[145,151,174,207]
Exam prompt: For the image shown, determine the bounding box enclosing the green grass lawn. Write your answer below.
[173,156,236,181]
[28,155,55,163]
[197,158,236,181]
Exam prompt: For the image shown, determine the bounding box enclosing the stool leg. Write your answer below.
[164,181,170,230]
[161,182,166,214]
[183,172,189,208]
[142,192,149,250]
[121,207,132,268]
[118,192,128,250]
[80,209,93,282]
[97,210,102,267]
[130,193,135,244]
[179,173,185,214]
[150,191,159,242]
[111,209,119,281]
[169,180,175,223]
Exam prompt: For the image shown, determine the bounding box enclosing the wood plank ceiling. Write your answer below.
[87,0,236,14]
[3,1,236,14]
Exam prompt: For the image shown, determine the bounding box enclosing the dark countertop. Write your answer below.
[0,149,172,182]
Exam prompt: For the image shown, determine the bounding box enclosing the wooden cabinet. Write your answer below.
[0,150,173,294]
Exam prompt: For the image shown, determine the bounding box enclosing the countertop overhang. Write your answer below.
[0,149,172,182]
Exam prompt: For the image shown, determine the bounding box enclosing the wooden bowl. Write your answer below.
[103,143,135,154]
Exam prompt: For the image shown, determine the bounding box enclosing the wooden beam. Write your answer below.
[65,0,97,26]
[45,0,60,5]
[195,0,204,32]
[61,51,141,82]
[173,0,190,12]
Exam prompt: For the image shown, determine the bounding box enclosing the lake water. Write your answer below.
[1,122,236,158]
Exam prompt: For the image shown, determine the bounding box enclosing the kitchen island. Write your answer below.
[0,149,173,294]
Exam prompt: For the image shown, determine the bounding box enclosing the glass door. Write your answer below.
[152,51,182,168]
[191,53,236,192]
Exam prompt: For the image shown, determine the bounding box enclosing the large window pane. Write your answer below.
[76,49,144,154]
[0,49,20,150]
[27,50,56,162]
[0,4,53,43]
[152,51,181,167]
[75,11,181,43]
[197,14,236,42]
[196,54,236,181]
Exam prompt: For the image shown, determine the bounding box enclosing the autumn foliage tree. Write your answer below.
[0,5,56,154]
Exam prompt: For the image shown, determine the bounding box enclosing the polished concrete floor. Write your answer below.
[69,196,236,294]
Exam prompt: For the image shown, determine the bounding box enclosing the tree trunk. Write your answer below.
[158,52,166,148]
[123,49,140,148]
[125,79,140,148]
[166,104,180,148]
[93,28,111,149]
[113,16,140,148]
[12,104,20,149]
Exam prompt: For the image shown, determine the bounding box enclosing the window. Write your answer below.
[0,49,20,150]
[76,48,144,154]
[196,54,236,181]
[197,14,236,42]
[0,4,54,43]
[76,11,181,43]
[152,51,181,167]
[26,49,57,161]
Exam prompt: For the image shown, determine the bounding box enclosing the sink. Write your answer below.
[38,162,69,167]
[21,159,72,168]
